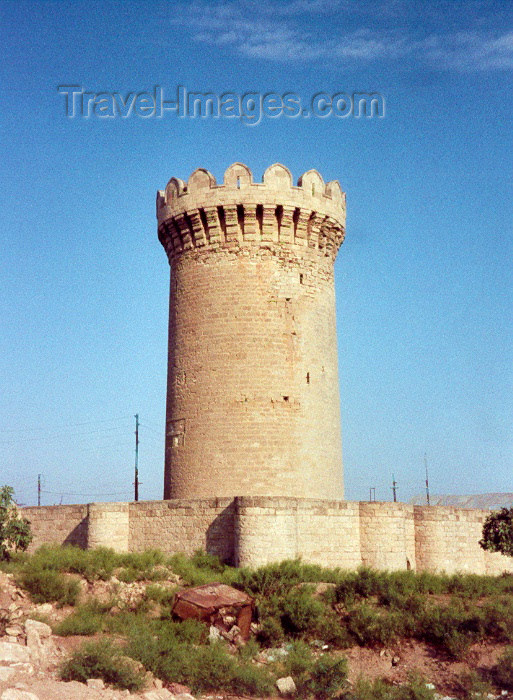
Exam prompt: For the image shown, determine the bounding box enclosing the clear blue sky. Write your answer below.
[1,0,512,507]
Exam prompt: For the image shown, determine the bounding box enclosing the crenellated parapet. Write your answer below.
[157,163,346,262]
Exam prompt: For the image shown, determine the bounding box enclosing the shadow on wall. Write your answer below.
[63,519,88,548]
[206,501,237,565]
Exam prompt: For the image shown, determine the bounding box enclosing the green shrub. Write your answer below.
[280,587,327,636]
[166,552,224,586]
[301,653,348,699]
[346,604,402,646]
[54,605,104,636]
[455,670,491,700]
[257,610,286,646]
[0,486,32,560]
[239,560,313,598]
[354,674,435,700]
[494,647,513,690]
[281,641,347,699]
[19,569,80,606]
[24,545,116,581]
[116,568,139,583]
[418,601,483,658]
[117,549,166,570]
[145,583,177,605]
[189,643,275,696]
[481,597,513,642]
[60,638,147,691]
[257,585,344,646]
[23,545,170,583]
[126,623,273,695]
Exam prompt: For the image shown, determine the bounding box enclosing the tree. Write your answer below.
[479,507,513,557]
[0,486,32,560]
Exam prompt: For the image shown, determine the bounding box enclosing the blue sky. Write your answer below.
[1,0,512,507]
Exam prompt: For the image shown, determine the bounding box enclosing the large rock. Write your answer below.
[142,691,174,700]
[24,621,51,640]
[1,690,39,700]
[0,643,30,664]
[24,620,54,668]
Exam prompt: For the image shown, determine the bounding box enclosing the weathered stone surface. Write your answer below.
[0,667,16,681]
[1,690,40,700]
[24,621,51,640]
[0,643,30,664]
[9,664,33,676]
[158,164,345,503]
[85,678,104,689]
[276,676,297,695]
[142,690,174,700]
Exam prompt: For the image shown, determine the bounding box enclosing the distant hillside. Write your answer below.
[410,493,513,510]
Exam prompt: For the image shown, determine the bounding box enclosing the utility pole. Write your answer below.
[391,474,398,503]
[37,474,41,507]
[134,414,139,502]
[424,453,430,506]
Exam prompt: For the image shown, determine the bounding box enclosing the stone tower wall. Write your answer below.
[157,163,346,500]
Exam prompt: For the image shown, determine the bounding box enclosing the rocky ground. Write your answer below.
[0,571,511,700]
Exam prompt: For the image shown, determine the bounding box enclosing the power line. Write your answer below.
[41,489,131,497]
[0,424,133,446]
[1,415,132,434]
[139,423,163,436]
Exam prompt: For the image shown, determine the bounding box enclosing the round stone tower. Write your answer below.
[157,163,346,500]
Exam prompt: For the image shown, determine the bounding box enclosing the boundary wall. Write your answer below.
[22,498,513,575]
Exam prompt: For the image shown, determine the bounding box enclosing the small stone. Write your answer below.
[5,628,22,637]
[425,683,436,690]
[34,604,52,615]
[502,692,508,697]
[0,642,30,664]
[277,676,297,695]
[209,625,222,643]
[392,656,401,666]
[153,677,163,689]
[0,667,15,681]
[86,678,105,689]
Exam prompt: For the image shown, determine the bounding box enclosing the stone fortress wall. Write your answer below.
[22,498,513,576]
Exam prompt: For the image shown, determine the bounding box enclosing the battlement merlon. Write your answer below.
[156,163,346,262]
